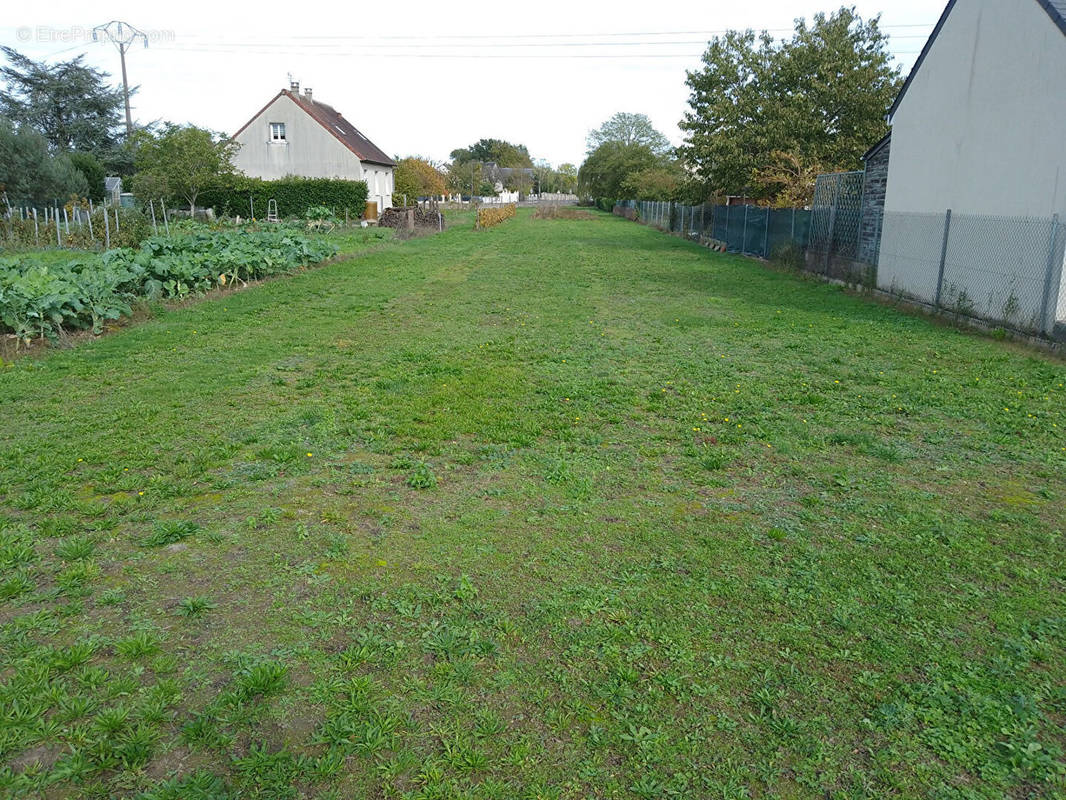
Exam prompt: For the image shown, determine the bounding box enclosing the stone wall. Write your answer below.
[859,135,891,265]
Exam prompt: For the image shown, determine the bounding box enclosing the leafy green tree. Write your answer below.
[0,116,88,207]
[131,125,238,215]
[680,7,901,203]
[450,138,533,168]
[394,157,446,202]
[68,151,106,202]
[578,142,661,200]
[0,47,125,164]
[446,160,482,196]
[621,164,685,201]
[555,164,578,193]
[587,112,671,155]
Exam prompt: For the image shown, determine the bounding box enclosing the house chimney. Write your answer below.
[304,87,313,102]
[290,80,299,95]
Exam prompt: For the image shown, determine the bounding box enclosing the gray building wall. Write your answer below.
[877,0,1066,324]
[232,93,393,210]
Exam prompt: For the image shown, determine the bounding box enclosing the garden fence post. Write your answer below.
[934,209,952,309]
[87,208,94,242]
[824,203,837,275]
[763,208,769,258]
[161,200,170,235]
[149,200,158,234]
[33,208,39,246]
[103,204,110,250]
[1039,213,1062,334]
[742,205,749,254]
[63,208,69,236]
[725,204,731,250]
[114,208,120,233]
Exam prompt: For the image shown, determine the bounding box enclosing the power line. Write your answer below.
[197,23,936,42]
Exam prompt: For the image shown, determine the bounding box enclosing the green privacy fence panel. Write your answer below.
[619,200,811,260]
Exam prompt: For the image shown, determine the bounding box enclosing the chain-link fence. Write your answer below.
[810,171,865,260]
[620,200,811,260]
[616,198,1066,338]
[878,210,1066,336]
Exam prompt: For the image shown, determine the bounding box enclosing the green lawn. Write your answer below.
[1,210,1064,799]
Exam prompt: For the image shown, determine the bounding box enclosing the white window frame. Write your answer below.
[269,122,286,143]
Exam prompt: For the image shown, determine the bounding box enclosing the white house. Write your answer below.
[232,82,395,211]
[876,0,1066,330]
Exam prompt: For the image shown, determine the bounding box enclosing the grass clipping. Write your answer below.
[475,203,516,229]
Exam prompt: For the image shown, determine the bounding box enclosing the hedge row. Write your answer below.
[196,176,370,220]
[476,203,517,229]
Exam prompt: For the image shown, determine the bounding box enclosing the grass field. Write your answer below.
[1,209,1064,799]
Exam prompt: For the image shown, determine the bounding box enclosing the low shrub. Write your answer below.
[770,241,806,272]
[476,204,516,229]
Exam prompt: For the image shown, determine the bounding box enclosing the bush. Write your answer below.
[596,198,616,213]
[68,153,106,202]
[475,204,516,229]
[197,176,369,220]
[770,241,806,272]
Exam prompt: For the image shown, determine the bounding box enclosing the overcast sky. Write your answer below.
[2,1,939,167]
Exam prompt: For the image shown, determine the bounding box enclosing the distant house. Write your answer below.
[481,161,533,196]
[875,0,1066,326]
[232,82,396,210]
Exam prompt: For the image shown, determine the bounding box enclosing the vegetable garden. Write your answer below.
[0,231,336,345]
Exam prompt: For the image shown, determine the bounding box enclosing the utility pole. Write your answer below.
[92,21,148,138]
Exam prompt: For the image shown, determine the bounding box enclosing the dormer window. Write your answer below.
[270,122,286,142]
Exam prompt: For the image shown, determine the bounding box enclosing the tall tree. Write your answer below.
[578,142,661,200]
[0,47,125,161]
[394,157,447,201]
[587,112,671,155]
[0,116,88,207]
[68,151,106,202]
[449,138,533,168]
[680,7,901,204]
[131,125,238,215]
[555,164,578,193]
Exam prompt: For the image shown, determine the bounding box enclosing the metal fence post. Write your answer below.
[1039,213,1062,334]
[742,205,749,254]
[763,208,770,258]
[934,209,952,309]
[725,204,731,249]
[823,203,837,275]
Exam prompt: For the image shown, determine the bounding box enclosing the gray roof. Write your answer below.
[890,0,1066,116]
[1046,0,1066,31]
